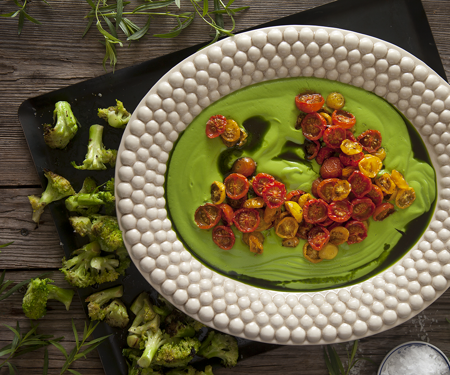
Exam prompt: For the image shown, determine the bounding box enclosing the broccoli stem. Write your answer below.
[85,285,123,306]
[137,330,164,368]
[46,284,75,310]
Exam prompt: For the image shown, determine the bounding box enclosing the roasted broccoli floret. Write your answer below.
[98,99,131,128]
[60,241,101,288]
[152,337,201,368]
[68,216,92,237]
[197,331,238,367]
[153,295,174,321]
[65,177,115,216]
[28,170,75,224]
[72,124,117,170]
[43,101,79,149]
[22,278,74,320]
[85,285,129,328]
[123,349,164,375]
[91,254,121,284]
[164,310,204,338]
[166,365,214,375]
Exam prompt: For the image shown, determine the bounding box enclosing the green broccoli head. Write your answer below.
[69,216,93,237]
[164,310,203,339]
[197,331,238,367]
[72,125,117,170]
[28,170,76,224]
[22,278,74,320]
[65,177,102,216]
[152,337,201,368]
[43,101,79,149]
[85,285,129,328]
[90,215,124,252]
[90,255,120,284]
[98,99,131,128]
[60,241,101,288]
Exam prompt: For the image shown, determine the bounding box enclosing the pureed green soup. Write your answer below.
[165,77,436,291]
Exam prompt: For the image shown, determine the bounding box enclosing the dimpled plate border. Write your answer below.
[115,26,450,345]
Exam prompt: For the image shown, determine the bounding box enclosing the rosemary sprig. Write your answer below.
[323,340,374,375]
[51,320,112,375]
[0,321,63,374]
[0,0,49,35]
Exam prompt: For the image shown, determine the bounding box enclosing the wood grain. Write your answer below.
[1,0,450,374]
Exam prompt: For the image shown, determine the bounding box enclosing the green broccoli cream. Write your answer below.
[165,77,436,292]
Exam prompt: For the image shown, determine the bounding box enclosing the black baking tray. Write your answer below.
[18,0,447,374]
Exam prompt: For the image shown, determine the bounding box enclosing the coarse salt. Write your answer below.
[380,344,450,375]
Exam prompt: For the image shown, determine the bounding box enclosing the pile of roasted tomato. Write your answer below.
[194,91,416,263]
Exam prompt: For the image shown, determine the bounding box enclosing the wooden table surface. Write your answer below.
[2,0,450,374]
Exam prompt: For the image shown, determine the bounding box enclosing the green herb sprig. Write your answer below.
[0,0,49,35]
[51,320,111,375]
[0,321,63,375]
[324,340,374,375]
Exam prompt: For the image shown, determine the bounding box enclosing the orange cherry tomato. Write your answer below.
[286,189,306,202]
[275,216,299,238]
[345,220,368,244]
[252,173,276,196]
[358,155,383,178]
[218,203,234,226]
[303,242,323,263]
[329,226,350,245]
[342,166,357,180]
[206,115,227,138]
[327,199,353,223]
[301,113,327,140]
[316,146,335,165]
[249,233,264,254]
[212,226,235,250]
[395,187,416,209]
[308,225,330,251]
[332,110,356,129]
[372,202,396,221]
[323,126,346,149]
[220,119,241,143]
[194,203,222,229]
[348,171,372,198]
[311,177,323,198]
[295,93,325,113]
[375,173,396,195]
[262,180,287,209]
[390,170,409,190]
[320,157,343,179]
[357,129,382,153]
[331,180,351,201]
[317,178,340,203]
[351,197,376,221]
[231,157,257,177]
[303,199,329,224]
[233,208,260,233]
[224,173,249,200]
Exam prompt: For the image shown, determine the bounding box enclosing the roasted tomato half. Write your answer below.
[328,199,353,223]
[252,173,276,196]
[351,197,376,221]
[357,129,382,153]
[317,178,340,203]
[308,225,330,251]
[233,208,260,233]
[231,157,257,177]
[303,199,329,224]
[345,220,368,244]
[348,171,372,198]
[305,139,321,160]
[218,203,234,226]
[206,115,227,138]
[320,157,343,179]
[332,110,356,129]
[212,226,235,250]
[366,185,384,206]
[286,189,306,202]
[224,173,250,200]
[323,126,346,149]
[194,203,222,229]
[262,181,287,209]
[339,151,364,167]
[372,202,396,221]
[301,113,327,140]
[221,119,241,143]
[316,146,335,165]
[295,93,325,113]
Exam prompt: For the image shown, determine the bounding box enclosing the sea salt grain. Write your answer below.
[381,344,450,375]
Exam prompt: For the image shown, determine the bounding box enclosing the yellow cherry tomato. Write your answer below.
[326,92,345,110]
[372,147,386,162]
[342,166,357,180]
[358,154,383,178]
[285,201,303,223]
[282,237,300,247]
[375,173,397,195]
[340,139,363,155]
[395,187,416,209]
[391,170,409,190]
[243,231,264,246]
[319,243,339,260]
[303,242,323,263]
[298,193,314,208]
[210,181,226,204]
[319,112,332,125]
[221,119,241,143]
[243,197,265,209]
[332,180,351,201]
[329,226,350,246]
[275,216,299,239]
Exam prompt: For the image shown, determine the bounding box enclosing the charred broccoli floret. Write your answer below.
[197,331,238,367]
[123,348,164,375]
[91,254,121,284]
[68,216,92,237]
[28,170,75,224]
[98,99,131,128]
[22,278,74,320]
[60,241,101,288]
[152,337,201,368]
[72,125,117,170]
[152,295,174,321]
[85,285,129,328]
[43,101,79,149]
[164,310,204,339]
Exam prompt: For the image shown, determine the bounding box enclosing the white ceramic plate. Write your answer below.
[115,26,450,345]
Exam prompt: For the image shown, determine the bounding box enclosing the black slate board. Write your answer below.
[18,0,447,374]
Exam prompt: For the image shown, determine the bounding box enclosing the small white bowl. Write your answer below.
[378,341,450,375]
